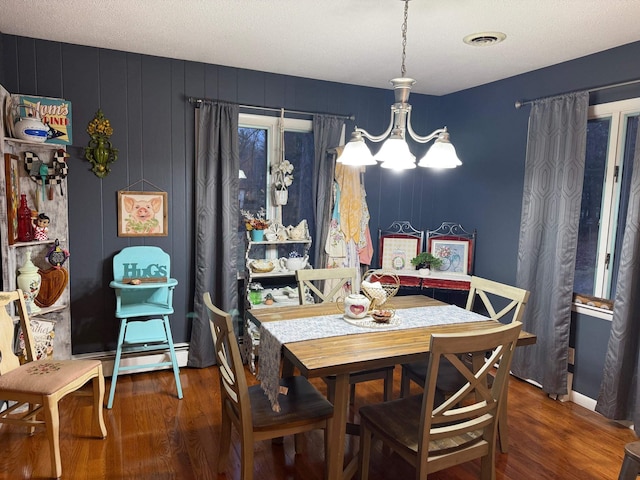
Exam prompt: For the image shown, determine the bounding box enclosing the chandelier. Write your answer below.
[339,0,462,170]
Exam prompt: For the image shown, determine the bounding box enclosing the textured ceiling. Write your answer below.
[2,0,640,95]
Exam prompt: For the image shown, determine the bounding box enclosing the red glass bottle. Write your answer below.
[17,194,33,242]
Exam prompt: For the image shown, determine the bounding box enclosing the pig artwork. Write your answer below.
[122,195,163,234]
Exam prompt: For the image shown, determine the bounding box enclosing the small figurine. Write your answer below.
[33,213,50,241]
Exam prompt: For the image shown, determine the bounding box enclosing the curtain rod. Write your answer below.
[514,78,640,109]
[187,96,354,121]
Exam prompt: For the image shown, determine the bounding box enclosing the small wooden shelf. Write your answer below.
[9,239,58,248]
[12,303,67,323]
[247,270,302,279]
[5,138,63,149]
[250,299,299,309]
[248,239,311,245]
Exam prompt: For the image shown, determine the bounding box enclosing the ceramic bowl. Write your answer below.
[371,309,395,323]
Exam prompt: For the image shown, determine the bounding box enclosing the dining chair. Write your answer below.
[0,289,107,479]
[359,321,522,480]
[107,246,183,409]
[295,267,395,404]
[295,266,356,304]
[204,292,333,480]
[618,440,640,480]
[400,276,530,453]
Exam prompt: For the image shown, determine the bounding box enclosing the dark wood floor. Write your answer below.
[0,364,635,479]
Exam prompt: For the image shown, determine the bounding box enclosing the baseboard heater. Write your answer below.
[72,343,190,377]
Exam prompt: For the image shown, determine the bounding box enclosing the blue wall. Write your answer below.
[437,41,640,399]
[3,33,639,400]
[0,34,441,355]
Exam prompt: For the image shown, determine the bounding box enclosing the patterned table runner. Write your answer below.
[257,304,488,411]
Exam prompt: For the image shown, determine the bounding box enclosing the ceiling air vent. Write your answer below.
[463,32,506,46]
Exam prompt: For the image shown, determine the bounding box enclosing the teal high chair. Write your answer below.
[107,246,183,409]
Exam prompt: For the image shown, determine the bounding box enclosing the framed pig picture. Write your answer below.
[117,191,168,237]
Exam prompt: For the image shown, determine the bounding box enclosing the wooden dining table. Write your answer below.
[247,295,536,480]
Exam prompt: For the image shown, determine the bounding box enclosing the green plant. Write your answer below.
[410,252,443,269]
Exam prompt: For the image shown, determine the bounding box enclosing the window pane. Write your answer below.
[239,127,267,213]
[239,127,268,270]
[279,130,315,258]
[574,118,610,295]
[610,114,638,299]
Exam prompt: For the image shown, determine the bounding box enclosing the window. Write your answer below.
[574,98,639,300]
[238,114,314,268]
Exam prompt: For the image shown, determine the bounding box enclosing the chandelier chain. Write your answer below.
[400,0,409,77]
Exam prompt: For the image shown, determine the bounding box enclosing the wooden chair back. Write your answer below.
[0,290,34,372]
[466,276,530,324]
[296,267,356,304]
[421,321,522,474]
[204,292,252,438]
[204,292,334,479]
[360,322,522,479]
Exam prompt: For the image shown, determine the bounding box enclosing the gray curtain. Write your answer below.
[511,92,588,395]
[187,102,240,368]
[596,120,640,436]
[312,115,344,269]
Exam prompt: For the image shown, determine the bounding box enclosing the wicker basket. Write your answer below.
[361,270,400,309]
[249,260,275,273]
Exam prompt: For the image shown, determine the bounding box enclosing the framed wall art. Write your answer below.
[117,190,168,237]
[378,221,425,271]
[380,236,421,272]
[4,153,20,245]
[429,239,471,275]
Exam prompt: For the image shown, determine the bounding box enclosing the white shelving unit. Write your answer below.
[241,230,312,370]
[0,92,71,360]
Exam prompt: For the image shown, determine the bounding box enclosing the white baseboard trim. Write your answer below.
[512,372,597,411]
[568,389,597,411]
[72,343,190,377]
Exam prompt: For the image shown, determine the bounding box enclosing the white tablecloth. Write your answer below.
[257,305,488,411]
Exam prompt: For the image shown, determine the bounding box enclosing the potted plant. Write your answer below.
[241,208,270,241]
[410,252,443,275]
[271,159,294,206]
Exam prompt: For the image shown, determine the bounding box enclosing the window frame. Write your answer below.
[238,113,313,224]
[582,97,640,300]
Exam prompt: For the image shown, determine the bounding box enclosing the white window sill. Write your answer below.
[572,302,613,321]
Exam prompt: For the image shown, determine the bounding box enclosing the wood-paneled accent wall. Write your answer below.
[0,34,443,354]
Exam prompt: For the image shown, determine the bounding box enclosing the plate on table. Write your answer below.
[343,314,401,329]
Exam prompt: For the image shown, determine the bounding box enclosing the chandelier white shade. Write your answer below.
[375,137,416,169]
[339,0,463,171]
[417,131,462,168]
[339,131,377,166]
